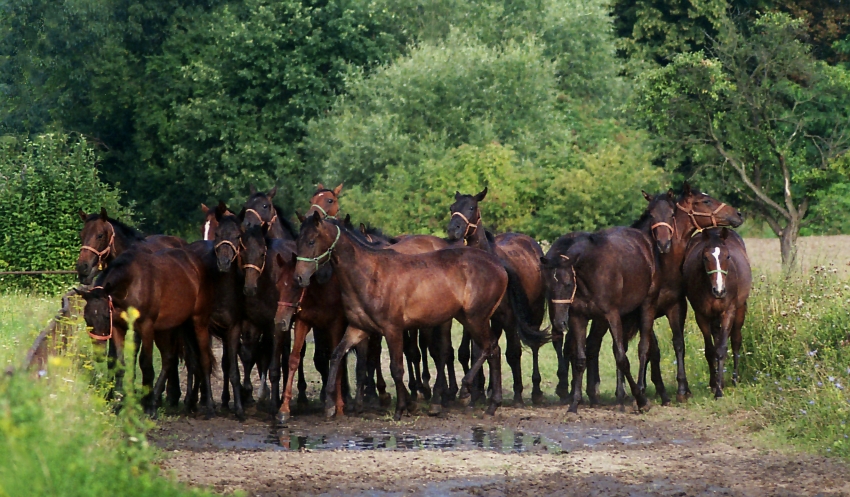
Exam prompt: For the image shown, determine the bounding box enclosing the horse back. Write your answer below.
[144,234,186,249]
[495,232,545,304]
[388,234,450,254]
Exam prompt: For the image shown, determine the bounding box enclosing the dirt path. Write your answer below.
[153,397,850,496]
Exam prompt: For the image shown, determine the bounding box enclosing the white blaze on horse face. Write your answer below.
[204,220,211,240]
[711,247,724,293]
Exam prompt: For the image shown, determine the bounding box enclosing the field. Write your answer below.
[3,236,850,496]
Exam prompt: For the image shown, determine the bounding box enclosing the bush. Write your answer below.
[0,134,131,293]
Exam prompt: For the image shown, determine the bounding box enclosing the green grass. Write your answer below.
[0,293,220,497]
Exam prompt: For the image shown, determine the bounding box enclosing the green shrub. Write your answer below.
[0,134,131,293]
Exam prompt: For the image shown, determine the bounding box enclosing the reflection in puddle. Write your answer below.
[250,425,653,453]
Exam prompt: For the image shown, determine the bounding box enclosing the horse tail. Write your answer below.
[505,266,551,349]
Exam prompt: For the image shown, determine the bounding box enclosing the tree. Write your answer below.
[635,13,850,268]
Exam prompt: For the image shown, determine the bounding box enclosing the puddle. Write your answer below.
[215,425,655,453]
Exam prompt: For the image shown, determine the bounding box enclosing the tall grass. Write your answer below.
[0,294,219,497]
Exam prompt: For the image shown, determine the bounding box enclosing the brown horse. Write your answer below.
[200,203,234,241]
[294,214,508,419]
[241,185,298,240]
[446,189,549,405]
[76,208,184,285]
[305,183,344,219]
[77,247,216,417]
[683,228,751,398]
[540,226,660,413]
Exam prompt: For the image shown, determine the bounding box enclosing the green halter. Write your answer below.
[706,268,728,275]
[311,203,337,219]
[296,225,341,271]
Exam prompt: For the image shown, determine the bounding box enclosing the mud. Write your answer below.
[153,396,850,496]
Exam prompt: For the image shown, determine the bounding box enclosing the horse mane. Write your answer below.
[362,224,399,244]
[94,249,135,288]
[677,186,704,203]
[85,214,146,242]
[273,205,298,239]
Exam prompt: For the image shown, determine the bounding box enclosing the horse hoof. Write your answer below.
[513,394,525,407]
[324,406,336,418]
[662,399,672,407]
[457,394,471,407]
[379,393,392,409]
[421,386,432,401]
[408,403,420,416]
[567,403,579,414]
[531,392,544,406]
[393,411,402,421]
[235,410,246,422]
[714,390,724,399]
[297,394,309,408]
[276,411,290,426]
[428,403,442,417]
[484,404,499,417]
[676,393,688,404]
[636,399,651,413]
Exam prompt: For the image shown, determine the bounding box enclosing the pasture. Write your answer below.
[3,234,850,496]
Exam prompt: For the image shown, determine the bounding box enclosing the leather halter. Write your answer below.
[451,210,480,242]
[214,239,240,263]
[676,201,728,233]
[80,222,116,270]
[88,286,114,341]
[297,225,341,271]
[245,207,278,228]
[550,265,577,305]
[240,238,266,274]
[277,287,307,322]
[651,221,675,238]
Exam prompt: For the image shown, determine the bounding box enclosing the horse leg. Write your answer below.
[552,329,570,403]
[427,326,447,416]
[502,320,524,406]
[297,344,309,406]
[220,339,231,411]
[404,329,420,399]
[442,322,459,403]
[278,319,309,425]
[269,321,287,415]
[634,304,657,411]
[649,331,670,405]
[668,300,691,402]
[485,338,503,416]
[165,335,182,408]
[363,333,379,404]
[137,323,157,416]
[324,326,368,418]
[585,319,607,406]
[714,308,736,398]
[731,304,746,386]
[608,311,645,410]
[615,339,627,411]
[374,341,391,408]
[151,331,176,417]
[256,331,273,404]
[566,314,589,413]
[193,315,216,419]
[419,328,432,400]
[313,328,331,403]
[469,341,486,403]
[239,323,257,404]
[226,322,244,420]
[694,311,717,393]
[385,327,415,419]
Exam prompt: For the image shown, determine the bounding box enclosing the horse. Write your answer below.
[683,228,751,398]
[294,213,508,419]
[241,185,298,240]
[666,182,744,401]
[76,208,184,285]
[77,247,216,417]
[305,183,344,219]
[446,188,550,405]
[540,225,661,413]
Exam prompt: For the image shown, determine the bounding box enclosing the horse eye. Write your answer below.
[263,204,268,209]
[469,207,474,212]
[97,234,104,239]
[327,199,333,204]
[309,239,315,246]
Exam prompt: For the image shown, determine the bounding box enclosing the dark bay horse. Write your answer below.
[78,247,216,417]
[540,226,660,413]
[683,228,751,398]
[241,185,298,240]
[294,214,508,419]
[76,208,184,285]
[446,188,550,405]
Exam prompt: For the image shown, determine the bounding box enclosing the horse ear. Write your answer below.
[99,207,108,221]
[267,185,277,199]
[682,181,692,196]
[474,187,488,202]
[276,252,286,268]
[73,287,90,299]
[317,182,324,190]
[249,184,257,195]
[201,203,209,213]
[311,210,322,226]
[642,190,651,202]
[215,201,228,221]
[333,183,343,196]
[78,209,87,221]
[455,191,462,200]
[295,210,306,223]
[344,214,351,226]
[720,227,730,240]
[360,223,367,235]
[667,188,675,200]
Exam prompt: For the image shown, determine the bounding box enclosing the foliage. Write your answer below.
[633,13,850,265]
[0,298,217,497]
[0,134,131,293]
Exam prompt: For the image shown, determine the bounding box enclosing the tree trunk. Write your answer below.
[779,215,800,272]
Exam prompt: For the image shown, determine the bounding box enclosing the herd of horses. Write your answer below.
[73,181,752,424]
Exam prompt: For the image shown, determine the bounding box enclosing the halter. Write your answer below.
[296,225,341,271]
[550,257,578,305]
[676,200,728,234]
[245,207,278,228]
[706,268,728,275]
[80,222,116,271]
[238,237,267,274]
[309,203,337,219]
[650,221,675,239]
[277,287,307,321]
[214,239,240,263]
[88,286,114,341]
[451,210,480,242]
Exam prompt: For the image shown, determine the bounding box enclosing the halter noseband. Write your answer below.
[309,203,337,219]
[296,225,341,271]
[451,210,480,242]
[80,222,116,271]
[277,288,307,326]
[214,239,240,263]
[706,268,728,275]
[245,207,278,228]
[651,221,675,238]
[550,263,578,305]
[88,286,114,341]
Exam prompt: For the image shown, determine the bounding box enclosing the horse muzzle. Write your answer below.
[656,239,672,254]
[712,288,727,299]
[244,285,258,297]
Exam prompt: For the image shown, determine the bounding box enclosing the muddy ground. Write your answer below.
[153,374,850,497]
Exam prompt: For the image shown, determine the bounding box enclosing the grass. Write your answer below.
[0,293,220,497]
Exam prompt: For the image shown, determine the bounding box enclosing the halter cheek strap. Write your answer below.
[451,210,480,243]
[88,286,114,341]
[245,207,278,228]
[214,239,240,263]
[296,226,341,271]
[310,203,337,219]
[550,266,578,305]
[676,201,729,235]
[276,288,307,325]
[80,222,116,270]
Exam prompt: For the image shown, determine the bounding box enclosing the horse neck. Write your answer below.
[329,231,378,297]
[465,225,493,253]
